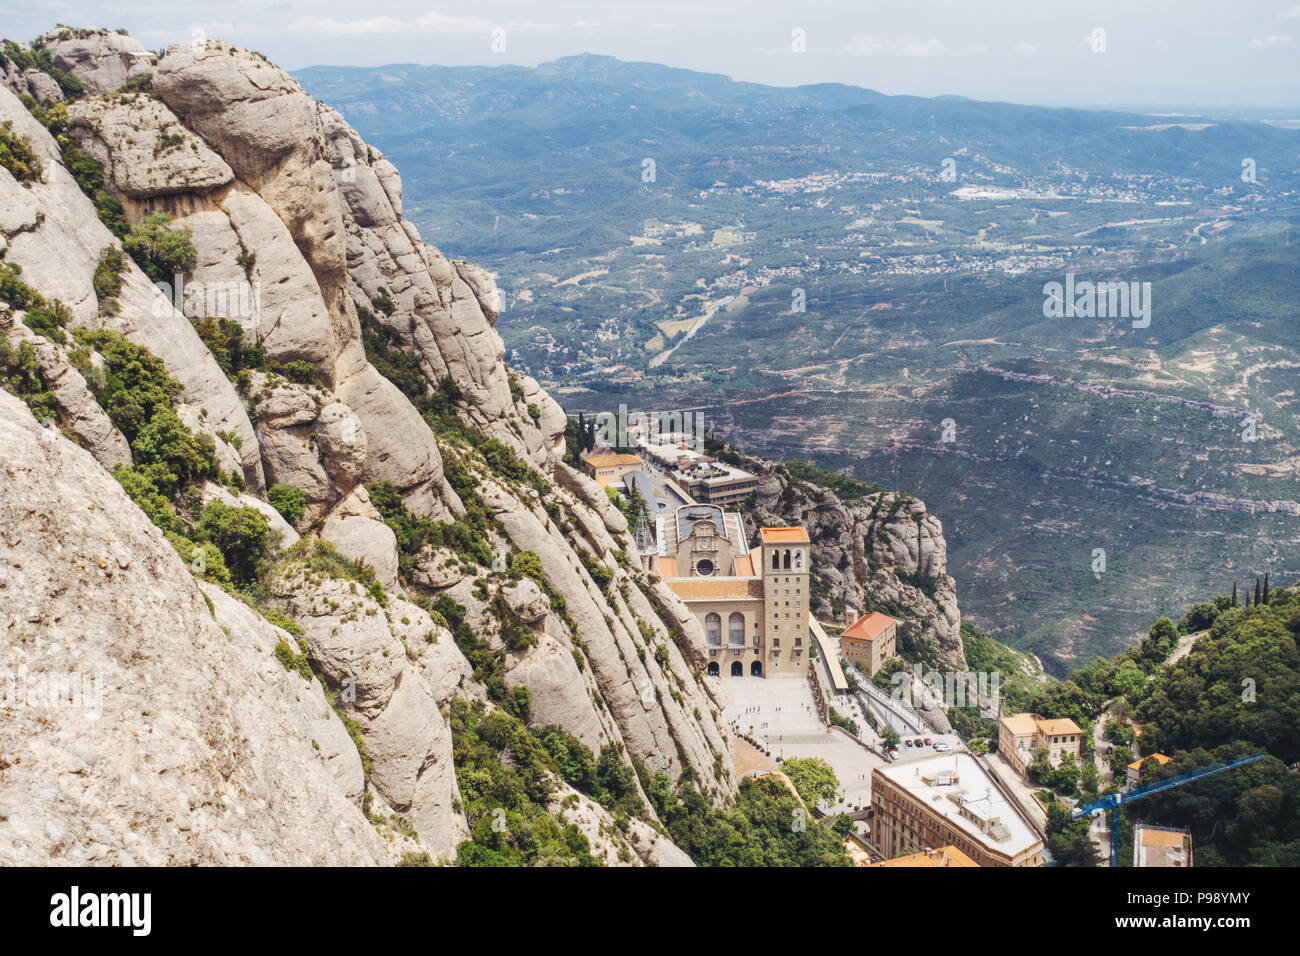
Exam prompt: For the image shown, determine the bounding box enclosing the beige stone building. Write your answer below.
[581,452,643,486]
[1126,752,1172,787]
[871,754,1044,867]
[840,611,898,675]
[655,505,810,678]
[997,713,1084,778]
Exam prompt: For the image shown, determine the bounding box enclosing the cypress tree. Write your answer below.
[1263,572,1270,605]
[1254,577,1261,607]
[1231,582,1238,607]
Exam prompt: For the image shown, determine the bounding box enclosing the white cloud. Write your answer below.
[900,37,947,57]
[1014,40,1037,55]
[1250,33,1292,47]
[843,34,946,57]
[291,11,496,38]
[1281,5,1300,20]
[844,34,889,56]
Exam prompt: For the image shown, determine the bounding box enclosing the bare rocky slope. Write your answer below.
[1,27,732,866]
[0,27,964,866]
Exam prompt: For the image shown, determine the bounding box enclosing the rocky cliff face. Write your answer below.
[0,388,390,865]
[1,29,732,865]
[736,458,965,667]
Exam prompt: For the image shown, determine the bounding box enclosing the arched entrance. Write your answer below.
[730,661,743,677]
[750,661,763,677]
[707,661,720,677]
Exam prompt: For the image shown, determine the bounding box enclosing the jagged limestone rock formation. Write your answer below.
[2,314,132,470]
[546,783,694,867]
[264,567,469,856]
[749,468,965,667]
[320,485,402,594]
[0,84,265,487]
[67,94,235,199]
[1,27,746,864]
[36,27,155,96]
[0,389,388,865]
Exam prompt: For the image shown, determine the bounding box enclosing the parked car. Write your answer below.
[914,738,925,748]
[924,737,932,746]
[933,742,950,752]
[904,739,913,747]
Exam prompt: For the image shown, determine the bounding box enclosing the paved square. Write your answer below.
[723,677,885,815]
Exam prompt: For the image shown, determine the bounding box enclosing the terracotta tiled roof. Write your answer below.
[760,527,809,543]
[870,846,978,868]
[1037,718,1082,737]
[664,578,764,601]
[658,557,678,577]
[583,453,642,468]
[1138,827,1189,848]
[1000,713,1082,738]
[1000,713,1040,736]
[733,555,755,576]
[1128,753,1172,771]
[842,611,898,642]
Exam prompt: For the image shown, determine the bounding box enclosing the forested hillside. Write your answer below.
[1029,583,1300,865]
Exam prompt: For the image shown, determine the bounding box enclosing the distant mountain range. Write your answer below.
[297,55,1300,672]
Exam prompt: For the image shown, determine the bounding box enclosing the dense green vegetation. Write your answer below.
[1044,799,1103,868]
[92,246,127,315]
[0,119,44,184]
[1,262,74,345]
[266,483,305,525]
[0,266,74,420]
[959,621,1044,712]
[449,698,602,866]
[0,332,56,422]
[2,38,84,99]
[781,757,839,808]
[122,212,197,284]
[534,727,644,821]
[366,480,493,569]
[192,316,264,378]
[643,770,854,867]
[1035,584,1300,865]
[57,328,290,597]
[74,328,218,496]
[435,594,517,715]
[196,501,271,586]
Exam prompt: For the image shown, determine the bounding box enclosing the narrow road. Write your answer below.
[647,296,735,368]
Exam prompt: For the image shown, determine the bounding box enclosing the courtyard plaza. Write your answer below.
[722,676,885,817]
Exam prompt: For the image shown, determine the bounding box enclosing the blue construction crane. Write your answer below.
[1071,752,1267,866]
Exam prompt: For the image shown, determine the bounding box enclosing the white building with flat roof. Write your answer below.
[872,752,1044,867]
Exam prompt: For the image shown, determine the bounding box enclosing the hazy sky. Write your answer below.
[5,0,1300,110]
